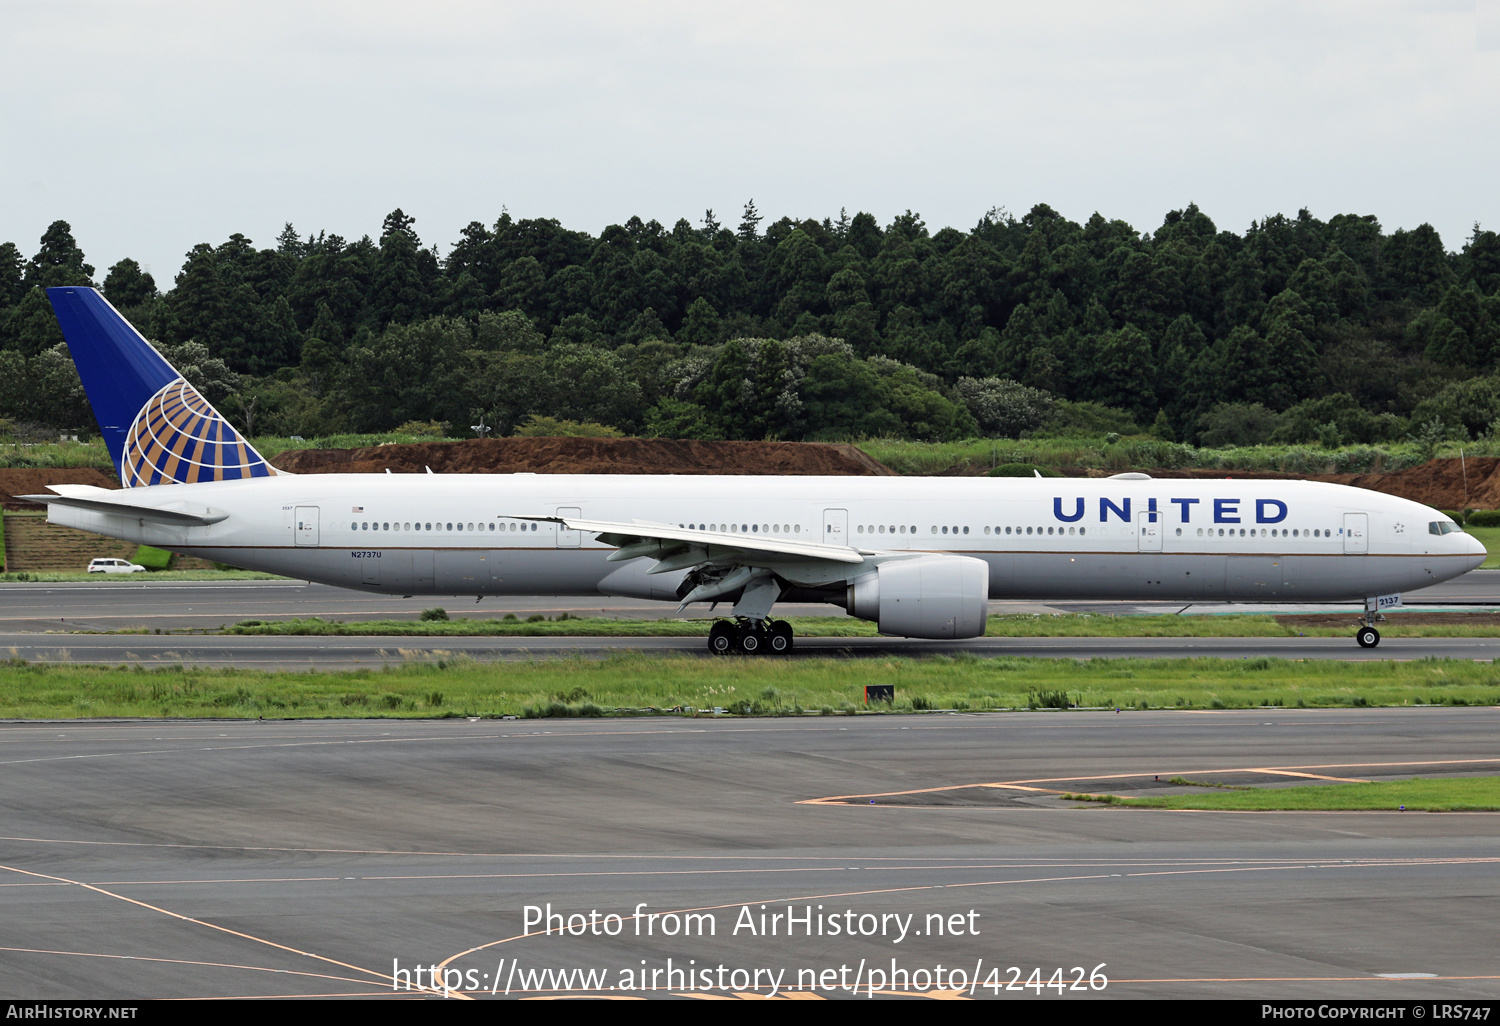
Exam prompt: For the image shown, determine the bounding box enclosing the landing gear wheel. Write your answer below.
[768,620,794,654]
[736,626,765,654]
[708,621,737,655]
[1356,626,1380,648]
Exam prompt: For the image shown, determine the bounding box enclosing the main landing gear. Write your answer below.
[708,618,794,655]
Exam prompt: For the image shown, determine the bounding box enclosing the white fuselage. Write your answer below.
[44,473,1485,604]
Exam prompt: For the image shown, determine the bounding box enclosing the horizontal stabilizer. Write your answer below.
[22,485,229,526]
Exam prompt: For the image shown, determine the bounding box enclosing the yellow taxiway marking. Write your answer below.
[799,757,1500,804]
[0,862,439,998]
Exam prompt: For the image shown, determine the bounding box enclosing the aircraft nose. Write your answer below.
[1467,532,1488,561]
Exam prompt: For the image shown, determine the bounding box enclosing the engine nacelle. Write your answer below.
[846,555,989,639]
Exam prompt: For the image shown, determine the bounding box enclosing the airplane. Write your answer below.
[27,286,1488,654]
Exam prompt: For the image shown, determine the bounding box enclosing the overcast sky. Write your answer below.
[4,1,1497,281]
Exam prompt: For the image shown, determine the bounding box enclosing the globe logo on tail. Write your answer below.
[120,378,275,488]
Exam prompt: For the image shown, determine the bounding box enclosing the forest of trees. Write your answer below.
[3,201,1500,448]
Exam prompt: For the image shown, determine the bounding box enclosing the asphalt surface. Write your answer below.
[1,573,1499,669]
[1,709,1497,1000]
[3,571,1499,634]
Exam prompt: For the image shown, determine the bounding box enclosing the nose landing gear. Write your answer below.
[706,618,794,655]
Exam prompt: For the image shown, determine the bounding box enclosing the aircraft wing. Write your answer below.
[22,485,230,526]
[514,515,870,573]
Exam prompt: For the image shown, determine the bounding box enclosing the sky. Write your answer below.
[3,1,1497,281]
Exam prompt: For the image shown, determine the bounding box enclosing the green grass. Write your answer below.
[0,439,115,471]
[131,545,174,570]
[1,652,1497,720]
[1096,776,1500,811]
[1462,526,1500,568]
[212,612,1500,639]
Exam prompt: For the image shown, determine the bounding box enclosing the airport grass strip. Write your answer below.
[208,613,1500,639]
[2,652,1499,720]
[1066,776,1500,811]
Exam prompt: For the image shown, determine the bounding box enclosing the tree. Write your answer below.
[0,242,24,307]
[275,223,304,257]
[1460,226,1500,294]
[102,259,157,307]
[678,297,723,345]
[341,316,473,429]
[1272,393,1396,445]
[1409,377,1500,440]
[953,377,1055,437]
[1089,325,1158,422]
[372,216,428,326]
[23,221,94,288]
[738,200,763,241]
[1381,223,1452,304]
[1196,402,1280,447]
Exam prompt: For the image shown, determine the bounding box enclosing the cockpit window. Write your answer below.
[1429,521,1463,535]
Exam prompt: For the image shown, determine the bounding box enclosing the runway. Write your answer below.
[5,631,1500,668]
[3,571,1499,634]
[1,572,1499,668]
[1,708,1497,999]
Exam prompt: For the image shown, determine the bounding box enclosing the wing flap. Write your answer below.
[515,515,869,565]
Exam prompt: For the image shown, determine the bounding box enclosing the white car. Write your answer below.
[86,558,146,574]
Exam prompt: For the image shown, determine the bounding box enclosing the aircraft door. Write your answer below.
[1136,510,1162,552]
[823,508,849,546]
[295,506,319,546]
[1344,513,1368,554]
[556,507,581,548]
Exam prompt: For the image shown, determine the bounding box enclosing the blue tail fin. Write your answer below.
[46,287,276,488]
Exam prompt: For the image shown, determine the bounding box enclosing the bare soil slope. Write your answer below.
[271,437,896,477]
[0,468,119,511]
[1316,457,1500,510]
[1102,459,1500,510]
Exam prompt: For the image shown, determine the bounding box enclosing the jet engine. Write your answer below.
[846,555,989,639]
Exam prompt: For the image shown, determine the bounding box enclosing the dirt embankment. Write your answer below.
[1096,459,1500,510]
[1315,458,1500,510]
[270,437,897,477]
[0,468,119,511]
